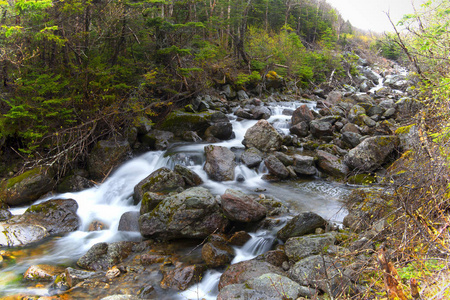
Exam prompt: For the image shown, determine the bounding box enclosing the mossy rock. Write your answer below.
[159,110,228,137]
[0,167,55,206]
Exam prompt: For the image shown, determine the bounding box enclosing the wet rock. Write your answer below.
[174,165,203,187]
[218,260,286,290]
[221,189,267,223]
[87,139,131,180]
[228,231,252,246]
[182,130,202,142]
[277,212,327,242]
[241,147,264,168]
[0,167,55,206]
[258,197,290,216]
[285,232,336,261]
[242,119,282,152]
[65,267,103,288]
[133,168,185,204]
[20,198,80,235]
[204,145,236,181]
[264,155,289,179]
[344,135,399,172]
[289,121,309,137]
[77,241,135,271]
[0,223,48,247]
[141,130,174,150]
[140,253,166,265]
[56,174,94,193]
[252,106,271,120]
[204,122,233,140]
[292,154,317,176]
[292,104,315,126]
[160,264,205,291]
[118,211,140,232]
[24,264,65,281]
[202,241,235,267]
[234,108,253,119]
[217,273,302,300]
[316,150,349,178]
[139,187,229,240]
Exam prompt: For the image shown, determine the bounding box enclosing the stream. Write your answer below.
[0,100,352,299]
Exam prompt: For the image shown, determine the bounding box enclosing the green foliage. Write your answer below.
[398,259,445,281]
[372,34,404,61]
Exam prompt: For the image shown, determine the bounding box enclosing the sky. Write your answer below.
[325,0,428,33]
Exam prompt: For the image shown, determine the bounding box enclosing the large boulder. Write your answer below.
[217,273,302,300]
[0,223,48,247]
[242,120,282,152]
[218,259,286,290]
[221,189,267,223]
[277,212,327,242]
[344,135,400,172]
[204,122,233,141]
[309,120,333,138]
[77,241,135,271]
[291,104,315,126]
[204,145,236,181]
[87,139,131,180]
[395,97,424,118]
[133,168,185,204]
[139,187,229,240]
[0,167,55,206]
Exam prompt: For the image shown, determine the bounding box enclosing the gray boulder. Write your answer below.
[118,211,140,232]
[139,187,229,240]
[204,122,233,140]
[174,164,203,187]
[344,135,399,172]
[252,106,271,120]
[277,212,327,241]
[243,120,282,152]
[204,145,236,181]
[395,97,424,118]
[289,121,309,137]
[310,120,333,138]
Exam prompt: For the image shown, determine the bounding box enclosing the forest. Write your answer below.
[0,0,360,172]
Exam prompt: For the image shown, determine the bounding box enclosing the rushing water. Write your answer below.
[1,100,352,298]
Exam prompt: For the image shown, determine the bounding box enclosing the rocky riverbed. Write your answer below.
[0,59,421,299]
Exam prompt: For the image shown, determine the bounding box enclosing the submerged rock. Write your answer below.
[77,241,135,271]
